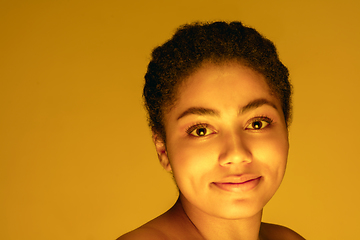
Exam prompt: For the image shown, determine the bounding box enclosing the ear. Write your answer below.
[152,132,172,172]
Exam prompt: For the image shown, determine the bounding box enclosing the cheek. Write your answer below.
[252,134,288,177]
[168,142,218,183]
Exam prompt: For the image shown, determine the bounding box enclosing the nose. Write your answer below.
[218,132,252,166]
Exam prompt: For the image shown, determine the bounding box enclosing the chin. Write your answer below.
[205,198,267,220]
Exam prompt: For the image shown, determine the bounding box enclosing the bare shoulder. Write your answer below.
[117,226,168,240]
[260,222,306,240]
[117,200,203,240]
[116,207,175,240]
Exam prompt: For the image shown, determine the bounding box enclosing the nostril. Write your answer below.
[218,137,252,166]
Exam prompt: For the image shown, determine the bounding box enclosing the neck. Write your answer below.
[177,195,263,240]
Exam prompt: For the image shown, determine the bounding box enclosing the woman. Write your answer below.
[118,21,305,240]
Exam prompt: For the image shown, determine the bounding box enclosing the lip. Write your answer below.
[212,175,262,193]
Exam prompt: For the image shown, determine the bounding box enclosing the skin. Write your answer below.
[118,62,305,240]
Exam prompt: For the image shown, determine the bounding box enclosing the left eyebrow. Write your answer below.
[239,98,278,115]
[177,107,220,120]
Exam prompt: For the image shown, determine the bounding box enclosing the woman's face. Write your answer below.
[154,62,289,219]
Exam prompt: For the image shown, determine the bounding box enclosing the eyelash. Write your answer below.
[185,116,273,137]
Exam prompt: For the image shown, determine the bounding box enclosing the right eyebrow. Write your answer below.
[239,98,278,115]
[177,107,219,120]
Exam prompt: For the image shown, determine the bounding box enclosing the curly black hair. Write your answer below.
[144,21,292,141]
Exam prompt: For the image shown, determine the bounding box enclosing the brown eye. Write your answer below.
[196,128,207,136]
[187,124,215,137]
[252,121,263,129]
[245,117,272,130]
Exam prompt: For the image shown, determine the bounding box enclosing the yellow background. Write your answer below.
[1,1,359,239]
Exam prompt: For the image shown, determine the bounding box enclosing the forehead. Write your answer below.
[162,62,283,125]
[178,62,274,103]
